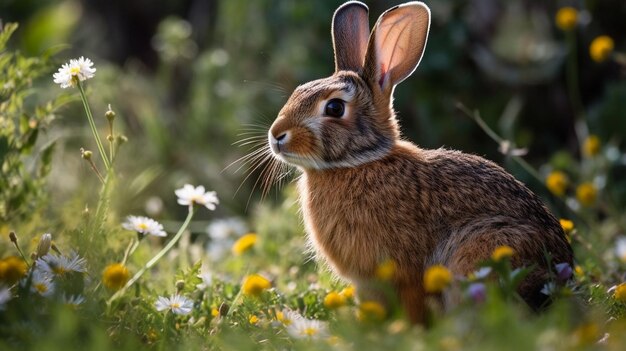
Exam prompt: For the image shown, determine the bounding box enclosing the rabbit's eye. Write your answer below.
[324,99,345,118]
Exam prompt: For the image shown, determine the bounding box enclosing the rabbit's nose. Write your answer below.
[269,130,290,153]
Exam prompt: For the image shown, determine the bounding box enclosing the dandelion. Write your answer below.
[155,294,194,315]
[559,219,574,234]
[0,256,28,284]
[467,282,487,303]
[211,307,220,317]
[339,285,355,299]
[357,301,387,322]
[546,171,569,197]
[287,318,329,340]
[29,270,55,297]
[242,274,271,297]
[36,251,87,277]
[122,215,167,237]
[0,286,11,310]
[555,262,573,281]
[576,182,597,207]
[424,265,453,293]
[492,245,515,262]
[582,135,601,157]
[231,233,257,255]
[555,7,578,31]
[615,237,626,263]
[53,56,96,88]
[323,291,346,309]
[613,283,626,303]
[175,184,219,210]
[590,36,614,63]
[375,259,396,281]
[249,315,259,325]
[102,263,130,290]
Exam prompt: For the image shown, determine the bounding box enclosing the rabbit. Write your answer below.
[267,1,573,324]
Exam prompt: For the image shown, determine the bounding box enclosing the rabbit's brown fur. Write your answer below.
[268,1,573,324]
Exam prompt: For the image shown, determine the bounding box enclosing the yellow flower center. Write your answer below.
[138,223,148,231]
[303,327,318,336]
[52,266,68,276]
[69,66,81,76]
[171,302,180,309]
[35,283,48,294]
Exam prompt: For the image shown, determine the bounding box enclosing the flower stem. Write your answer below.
[107,206,196,305]
[77,81,110,171]
[565,32,589,151]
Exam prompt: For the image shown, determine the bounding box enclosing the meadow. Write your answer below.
[1,1,626,350]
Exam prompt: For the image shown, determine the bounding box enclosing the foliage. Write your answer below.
[0,1,626,351]
[0,22,72,223]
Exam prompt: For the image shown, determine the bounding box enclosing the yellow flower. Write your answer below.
[102,263,130,290]
[546,171,569,197]
[574,265,584,277]
[573,323,600,345]
[323,291,346,309]
[248,315,259,324]
[339,285,355,299]
[375,259,396,281]
[576,182,597,207]
[589,36,614,63]
[555,7,578,31]
[582,135,601,157]
[492,245,515,261]
[0,256,28,284]
[559,219,574,234]
[232,233,258,255]
[242,274,271,297]
[424,265,452,293]
[211,307,219,317]
[614,283,626,303]
[357,301,386,322]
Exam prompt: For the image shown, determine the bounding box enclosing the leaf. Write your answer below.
[0,23,18,50]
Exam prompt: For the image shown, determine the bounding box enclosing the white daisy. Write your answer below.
[53,56,96,88]
[615,237,626,263]
[29,270,55,297]
[207,218,247,241]
[0,286,11,310]
[35,233,52,258]
[175,184,219,210]
[122,215,167,237]
[35,251,87,277]
[286,317,329,340]
[155,294,194,315]
[196,271,213,290]
[540,282,557,296]
[63,294,85,307]
[276,309,304,326]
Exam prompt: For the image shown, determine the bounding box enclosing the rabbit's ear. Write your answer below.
[332,1,370,72]
[363,2,430,95]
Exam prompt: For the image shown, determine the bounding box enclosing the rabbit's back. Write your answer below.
[300,140,572,310]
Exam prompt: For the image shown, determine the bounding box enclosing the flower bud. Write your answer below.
[81,148,93,160]
[9,231,17,243]
[36,233,52,258]
[117,135,128,144]
[105,106,116,122]
[107,135,114,142]
[176,280,185,293]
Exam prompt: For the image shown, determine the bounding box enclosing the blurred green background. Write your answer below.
[1,0,625,224]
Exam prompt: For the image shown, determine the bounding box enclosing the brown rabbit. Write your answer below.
[268,1,573,324]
